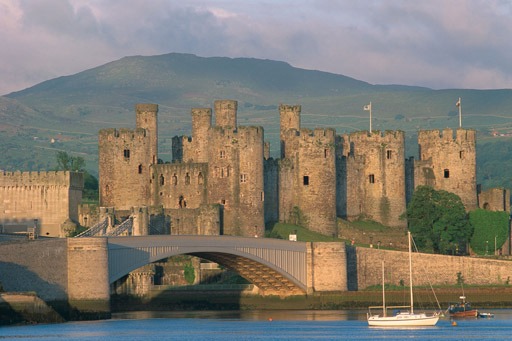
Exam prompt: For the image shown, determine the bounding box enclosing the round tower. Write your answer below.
[190,108,212,163]
[214,100,238,128]
[136,103,158,164]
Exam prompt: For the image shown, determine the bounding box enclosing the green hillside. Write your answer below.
[1,53,512,192]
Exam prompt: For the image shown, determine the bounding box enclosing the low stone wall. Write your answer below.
[0,292,65,325]
[356,247,512,289]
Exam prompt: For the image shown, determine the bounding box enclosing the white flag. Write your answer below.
[363,103,371,111]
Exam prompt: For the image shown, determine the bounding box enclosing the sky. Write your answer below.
[1,0,512,95]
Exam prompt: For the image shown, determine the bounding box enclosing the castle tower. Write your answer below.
[135,104,158,164]
[214,99,237,128]
[279,105,301,158]
[237,126,265,237]
[98,128,152,211]
[342,130,406,227]
[278,104,337,236]
[414,128,477,211]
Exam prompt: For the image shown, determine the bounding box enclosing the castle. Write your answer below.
[94,100,480,237]
[1,99,508,237]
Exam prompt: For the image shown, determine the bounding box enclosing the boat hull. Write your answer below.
[368,313,439,327]
[450,310,478,318]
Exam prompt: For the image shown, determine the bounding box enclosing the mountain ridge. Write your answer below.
[2,52,512,191]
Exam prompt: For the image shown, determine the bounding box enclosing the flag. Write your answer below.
[456,98,461,107]
[363,103,371,111]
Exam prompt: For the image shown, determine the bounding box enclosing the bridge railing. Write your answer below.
[106,217,133,236]
[75,218,108,237]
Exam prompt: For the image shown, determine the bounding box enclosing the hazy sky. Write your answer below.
[1,0,512,95]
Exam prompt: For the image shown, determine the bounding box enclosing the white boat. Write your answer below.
[367,232,440,327]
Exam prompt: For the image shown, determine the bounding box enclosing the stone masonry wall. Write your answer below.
[310,242,347,292]
[0,171,83,237]
[356,247,512,290]
[0,238,68,301]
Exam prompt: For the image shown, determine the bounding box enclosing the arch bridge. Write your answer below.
[107,235,309,295]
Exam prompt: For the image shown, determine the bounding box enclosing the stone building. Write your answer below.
[0,171,83,237]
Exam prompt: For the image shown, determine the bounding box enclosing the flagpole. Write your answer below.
[458,97,462,128]
[369,101,372,132]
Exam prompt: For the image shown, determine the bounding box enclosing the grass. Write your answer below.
[266,223,342,242]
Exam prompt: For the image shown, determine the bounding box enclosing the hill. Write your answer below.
[1,52,512,191]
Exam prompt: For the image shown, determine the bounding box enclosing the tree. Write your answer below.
[403,186,473,255]
[469,209,509,255]
[56,151,84,171]
[55,151,98,202]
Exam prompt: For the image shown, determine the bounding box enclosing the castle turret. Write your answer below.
[188,108,212,163]
[135,103,158,164]
[279,104,301,158]
[214,100,237,129]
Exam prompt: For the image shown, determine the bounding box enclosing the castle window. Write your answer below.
[220,150,226,159]
[172,174,178,185]
[198,172,204,185]
[124,149,130,159]
[160,174,165,185]
[138,164,143,174]
[444,169,450,178]
[387,150,392,159]
[240,174,248,183]
[221,199,226,205]
[226,166,231,177]
[460,151,464,159]
[303,176,309,186]
[179,195,186,208]
[324,149,329,158]
[369,174,375,183]
[185,173,190,185]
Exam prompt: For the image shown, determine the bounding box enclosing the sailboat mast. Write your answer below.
[381,261,386,317]
[408,231,414,313]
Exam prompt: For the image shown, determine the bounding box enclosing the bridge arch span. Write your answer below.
[107,235,308,294]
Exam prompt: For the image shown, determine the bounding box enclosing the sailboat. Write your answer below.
[367,232,440,327]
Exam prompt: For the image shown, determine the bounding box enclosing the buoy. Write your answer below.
[268,317,273,322]
[451,320,457,326]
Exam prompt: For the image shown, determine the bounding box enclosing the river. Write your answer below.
[1,309,511,340]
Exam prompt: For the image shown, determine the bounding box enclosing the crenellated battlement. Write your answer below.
[1,170,83,187]
[99,128,148,140]
[298,128,336,144]
[346,130,405,143]
[418,128,476,144]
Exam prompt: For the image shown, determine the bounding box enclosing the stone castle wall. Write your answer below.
[0,171,83,237]
[356,247,512,289]
[478,187,511,212]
